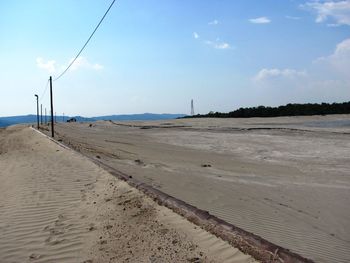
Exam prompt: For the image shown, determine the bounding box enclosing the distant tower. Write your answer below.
[191,99,195,115]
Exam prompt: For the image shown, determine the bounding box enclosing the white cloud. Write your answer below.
[37,56,103,75]
[249,17,271,24]
[254,68,307,82]
[327,23,342,26]
[302,0,350,26]
[208,19,219,25]
[205,40,231,50]
[285,15,301,20]
[193,32,199,39]
[36,57,56,73]
[255,39,350,81]
[251,39,350,103]
[215,42,230,49]
[314,38,350,77]
[37,56,103,74]
[93,63,104,70]
[334,37,350,54]
[68,57,103,71]
[251,68,310,105]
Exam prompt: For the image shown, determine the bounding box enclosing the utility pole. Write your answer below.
[49,76,54,137]
[34,94,39,129]
[45,108,47,124]
[40,104,43,125]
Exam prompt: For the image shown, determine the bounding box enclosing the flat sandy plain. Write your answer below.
[0,126,255,263]
[50,114,350,263]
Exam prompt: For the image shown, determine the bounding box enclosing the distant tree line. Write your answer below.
[183,101,350,118]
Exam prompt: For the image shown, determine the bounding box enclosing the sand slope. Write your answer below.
[0,126,255,263]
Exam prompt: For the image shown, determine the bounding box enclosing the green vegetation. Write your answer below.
[184,101,350,119]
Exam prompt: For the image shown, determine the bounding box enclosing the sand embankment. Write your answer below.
[0,126,256,262]
[49,115,350,263]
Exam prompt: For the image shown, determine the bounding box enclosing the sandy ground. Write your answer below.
[48,114,350,263]
[0,126,255,263]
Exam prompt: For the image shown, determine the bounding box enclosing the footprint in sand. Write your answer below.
[45,236,67,245]
[88,223,96,231]
[29,253,42,260]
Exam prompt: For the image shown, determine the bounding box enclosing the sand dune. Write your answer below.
[49,115,350,263]
[0,126,256,262]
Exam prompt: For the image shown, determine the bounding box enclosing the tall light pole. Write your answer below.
[34,94,39,129]
[40,104,43,125]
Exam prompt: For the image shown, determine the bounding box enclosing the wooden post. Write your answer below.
[35,94,39,129]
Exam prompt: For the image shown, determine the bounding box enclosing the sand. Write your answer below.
[48,114,350,263]
[0,126,256,263]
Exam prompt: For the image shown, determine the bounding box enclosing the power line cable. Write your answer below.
[53,0,116,81]
[39,79,50,103]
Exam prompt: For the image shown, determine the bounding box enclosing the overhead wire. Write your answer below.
[53,0,116,81]
[39,79,50,103]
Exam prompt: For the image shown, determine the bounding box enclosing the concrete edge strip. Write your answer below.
[31,127,314,263]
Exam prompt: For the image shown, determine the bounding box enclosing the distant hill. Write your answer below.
[0,115,38,127]
[0,113,186,128]
[0,120,12,127]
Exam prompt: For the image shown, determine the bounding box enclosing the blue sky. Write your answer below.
[0,0,349,117]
